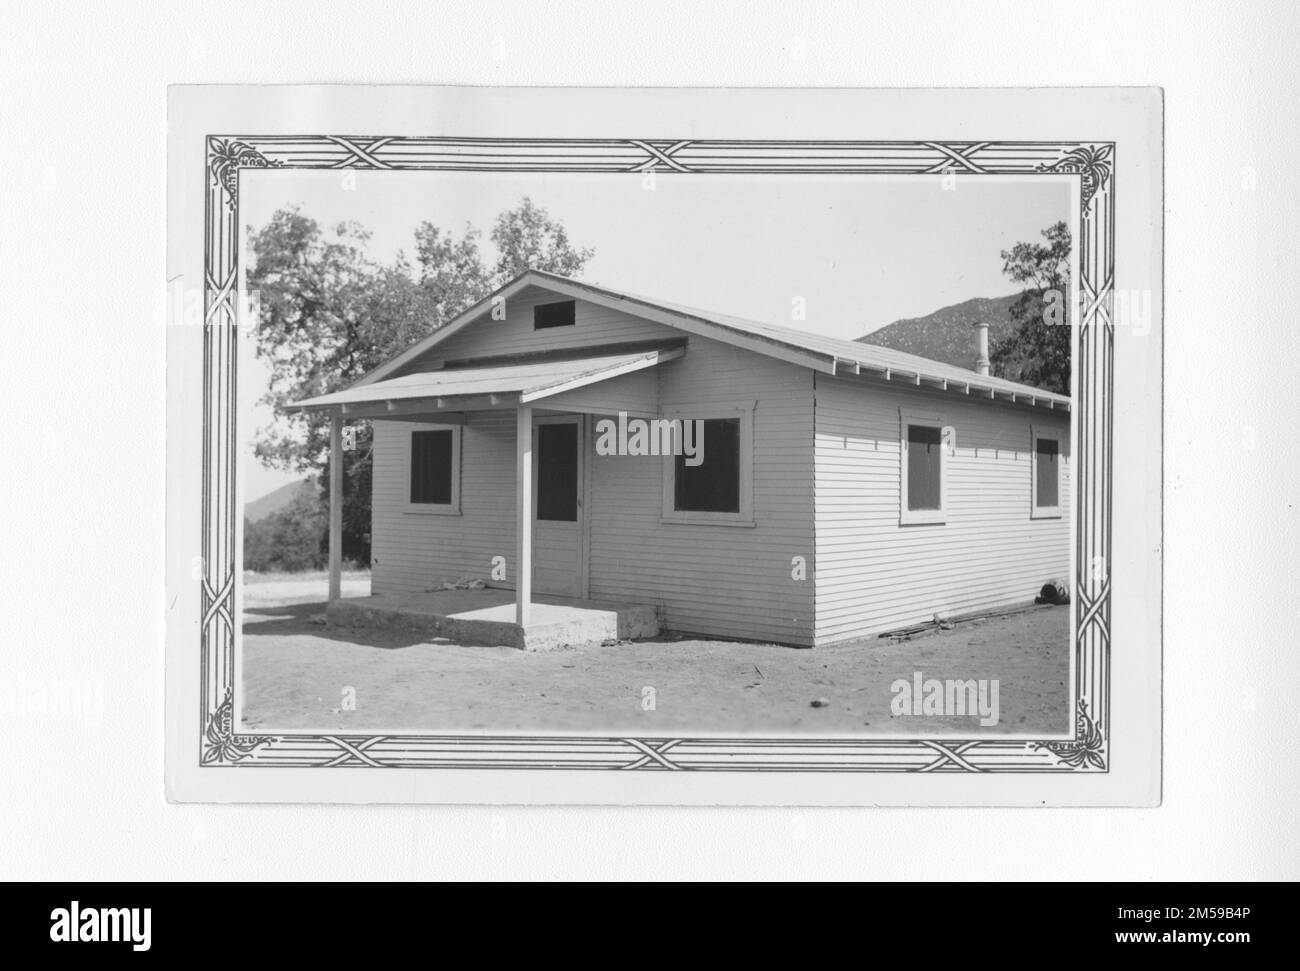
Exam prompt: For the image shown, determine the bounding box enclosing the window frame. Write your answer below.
[899,411,951,526]
[533,415,582,524]
[1030,425,1063,519]
[403,422,462,516]
[660,404,755,527]
[532,299,577,330]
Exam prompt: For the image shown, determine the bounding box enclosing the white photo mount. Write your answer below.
[166,86,1162,805]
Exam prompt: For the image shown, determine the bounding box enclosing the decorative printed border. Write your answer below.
[201,137,1113,773]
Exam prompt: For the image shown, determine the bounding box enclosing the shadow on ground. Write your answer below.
[243,601,442,650]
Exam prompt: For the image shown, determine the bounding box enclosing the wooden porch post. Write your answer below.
[328,410,343,601]
[516,404,533,626]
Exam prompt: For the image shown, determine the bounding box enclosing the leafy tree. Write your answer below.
[412,222,491,322]
[246,200,594,567]
[490,197,594,284]
[989,221,1072,395]
[247,210,437,565]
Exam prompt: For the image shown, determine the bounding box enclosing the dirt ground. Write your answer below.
[241,575,1071,737]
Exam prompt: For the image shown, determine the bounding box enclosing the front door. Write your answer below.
[532,415,585,598]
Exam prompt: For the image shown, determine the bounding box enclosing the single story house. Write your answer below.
[288,269,1071,648]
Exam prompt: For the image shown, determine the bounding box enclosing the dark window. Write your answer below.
[533,300,576,329]
[674,418,741,514]
[1035,437,1060,507]
[410,429,454,504]
[906,424,943,511]
[536,423,578,522]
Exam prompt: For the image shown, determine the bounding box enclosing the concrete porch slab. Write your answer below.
[326,589,661,651]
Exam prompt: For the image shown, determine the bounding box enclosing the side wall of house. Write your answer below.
[585,337,816,646]
[370,412,515,594]
[813,374,1072,645]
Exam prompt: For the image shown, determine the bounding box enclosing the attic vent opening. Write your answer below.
[533,300,576,330]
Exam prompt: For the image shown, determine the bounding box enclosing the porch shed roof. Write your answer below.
[285,346,683,414]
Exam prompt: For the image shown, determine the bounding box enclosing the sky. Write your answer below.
[240,170,1071,501]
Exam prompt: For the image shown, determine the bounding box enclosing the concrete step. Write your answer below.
[326,594,661,651]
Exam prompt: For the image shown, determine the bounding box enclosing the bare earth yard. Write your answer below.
[241,573,1071,736]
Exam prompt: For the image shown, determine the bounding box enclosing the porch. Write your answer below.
[326,588,661,652]
[285,342,684,644]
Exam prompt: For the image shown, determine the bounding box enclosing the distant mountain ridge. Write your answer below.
[245,478,314,522]
[855,293,1022,371]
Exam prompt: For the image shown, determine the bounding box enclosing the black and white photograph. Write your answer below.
[7,0,1300,903]
[236,169,1079,742]
[162,85,1152,797]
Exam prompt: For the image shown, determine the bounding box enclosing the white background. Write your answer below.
[2,1,1297,879]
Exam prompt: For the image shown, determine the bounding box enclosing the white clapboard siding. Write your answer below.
[586,336,816,646]
[812,373,1072,644]
[397,285,672,370]
[540,366,660,417]
[370,412,516,594]
[370,289,1065,649]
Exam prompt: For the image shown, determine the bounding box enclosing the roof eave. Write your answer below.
[285,391,522,418]
[837,363,1069,411]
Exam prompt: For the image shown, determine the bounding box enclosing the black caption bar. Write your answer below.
[4,882,1279,955]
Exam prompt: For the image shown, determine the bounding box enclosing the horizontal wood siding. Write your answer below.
[370,413,516,594]
[586,337,816,646]
[399,285,672,370]
[538,366,660,417]
[372,288,683,598]
[813,374,1072,644]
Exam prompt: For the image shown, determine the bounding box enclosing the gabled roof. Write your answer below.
[349,269,1070,410]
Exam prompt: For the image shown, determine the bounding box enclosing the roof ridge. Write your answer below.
[350,268,1070,407]
[557,274,1069,402]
